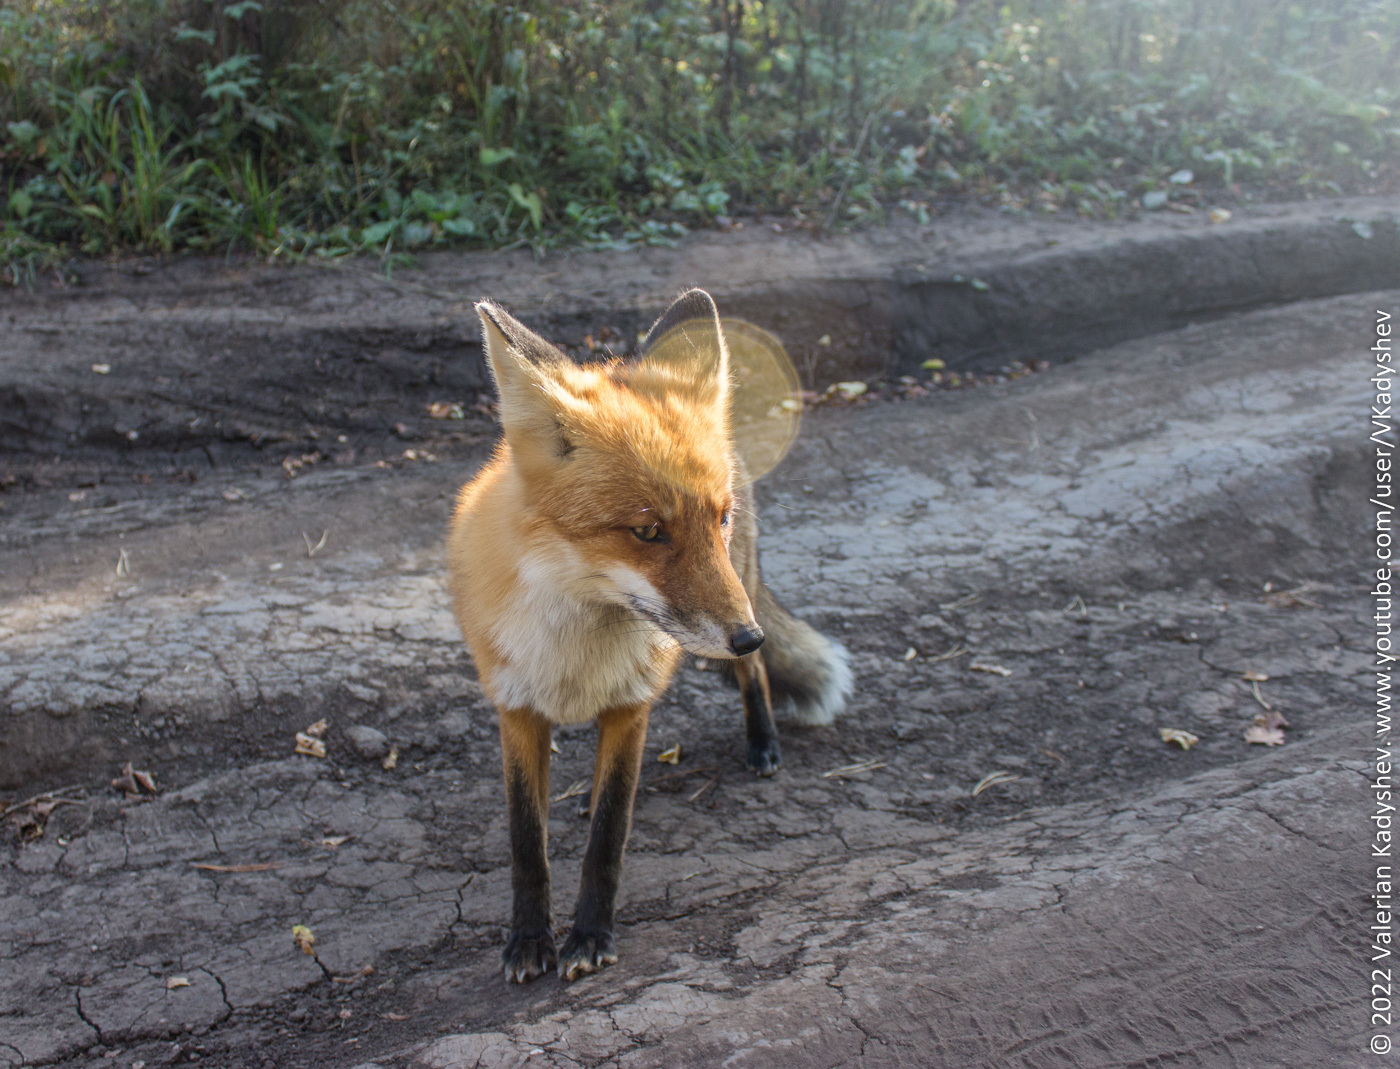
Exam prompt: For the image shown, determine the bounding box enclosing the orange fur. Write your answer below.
[447,299,757,726]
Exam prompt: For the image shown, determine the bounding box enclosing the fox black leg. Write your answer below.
[735,653,781,776]
[561,702,650,980]
[498,707,556,983]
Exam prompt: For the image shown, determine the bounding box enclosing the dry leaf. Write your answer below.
[383,1011,410,1021]
[1254,710,1290,731]
[969,662,1012,677]
[658,744,681,765]
[1158,727,1199,750]
[382,745,399,770]
[552,779,590,804]
[304,718,329,738]
[1208,208,1232,224]
[319,835,350,848]
[292,924,316,955]
[426,401,465,420]
[111,761,158,798]
[971,770,1021,796]
[549,739,561,754]
[823,758,886,779]
[294,733,326,758]
[902,647,917,661]
[166,976,191,990]
[91,363,111,374]
[1242,670,1269,682]
[1244,724,1285,746]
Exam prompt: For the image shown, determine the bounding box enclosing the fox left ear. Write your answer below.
[639,288,729,405]
[476,301,573,457]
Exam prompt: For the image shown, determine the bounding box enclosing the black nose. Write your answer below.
[729,626,765,656]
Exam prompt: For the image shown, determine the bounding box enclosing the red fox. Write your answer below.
[447,289,852,983]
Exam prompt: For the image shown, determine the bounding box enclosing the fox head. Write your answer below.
[476,289,763,660]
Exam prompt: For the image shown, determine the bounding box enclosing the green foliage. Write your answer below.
[1,0,1397,276]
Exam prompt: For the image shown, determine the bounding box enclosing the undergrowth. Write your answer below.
[1,0,1397,282]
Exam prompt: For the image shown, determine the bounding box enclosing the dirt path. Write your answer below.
[0,262,1376,1067]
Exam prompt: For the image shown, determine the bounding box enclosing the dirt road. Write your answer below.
[0,207,1384,1067]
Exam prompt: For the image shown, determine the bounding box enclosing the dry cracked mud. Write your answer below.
[0,229,1383,1067]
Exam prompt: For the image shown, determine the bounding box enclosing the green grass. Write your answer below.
[2,0,1398,282]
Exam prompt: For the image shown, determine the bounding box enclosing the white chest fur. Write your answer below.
[484,547,678,725]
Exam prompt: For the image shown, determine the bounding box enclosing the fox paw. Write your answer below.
[558,926,617,981]
[746,738,782,777]
[502,927,556,983]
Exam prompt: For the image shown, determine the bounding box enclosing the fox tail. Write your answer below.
[747,582,853,725]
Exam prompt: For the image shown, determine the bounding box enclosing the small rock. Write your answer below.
[345,725,389,760]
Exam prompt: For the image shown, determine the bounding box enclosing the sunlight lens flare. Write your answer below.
[644,317,802,485]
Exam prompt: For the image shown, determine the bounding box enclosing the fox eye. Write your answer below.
[720,511,731,527]
[632,522,664,543]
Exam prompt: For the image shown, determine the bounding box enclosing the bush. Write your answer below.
[2,0,1397,278]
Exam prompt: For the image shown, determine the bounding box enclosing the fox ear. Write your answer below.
[476,301,573,456]
[639,288,729,404]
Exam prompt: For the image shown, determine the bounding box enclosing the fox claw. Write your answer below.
[502,927,556,983]
[747,739,782,777]
[559,927,617,981]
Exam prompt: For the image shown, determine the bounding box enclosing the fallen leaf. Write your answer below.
[971,770,1021,796]
[1244,724,1285,746]
[823,758,886,779]
[111,761,158,798]
[91,363,111,374]
[552,779,590,803]
[383,1011,410,1021]
[292,924,316,955]
[221,488,246,502]
[1208,208,1232,224]
[382,745,399,770]
[549,739,561,754]
[1168,169,1194,184]
[1254,710,1291,731]
[294,733,326,758]
[969,662,1012,677]
[1263,581,1323,609]
[1159,727,1199,750]
[426,401,465,420]
[318,836,351,848]
[166,976,191,990]
[1242,670,1269,682]
[817,334,832,346]
[304,718,329,738]
[902,647,917,661]
[658,743,681,765]
[921,358,946,371]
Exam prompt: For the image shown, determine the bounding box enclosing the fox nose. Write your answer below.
[729,626,765,657]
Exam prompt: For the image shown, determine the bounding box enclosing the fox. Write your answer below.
[447,288,852,983]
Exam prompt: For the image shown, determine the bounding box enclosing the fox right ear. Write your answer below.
[476,301,572,451]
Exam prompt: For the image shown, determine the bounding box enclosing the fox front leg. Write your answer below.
[498,708,556,983]
[735,652,781,776]
[560,702,651,981]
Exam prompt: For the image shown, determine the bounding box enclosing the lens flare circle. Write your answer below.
[645,317,801,485]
